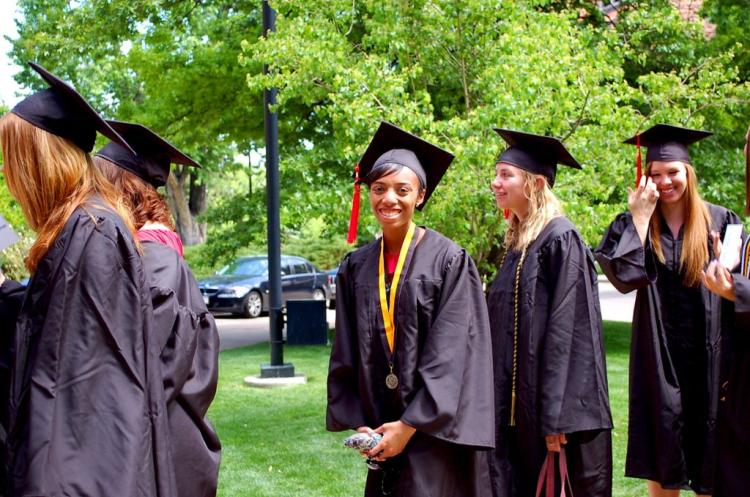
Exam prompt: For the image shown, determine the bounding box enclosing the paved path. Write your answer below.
[216,280,635,351]
[216,309,336,351]
[597,276,636,323]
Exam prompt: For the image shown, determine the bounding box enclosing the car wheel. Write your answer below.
[243,291,263,318]
[312,288,326,302]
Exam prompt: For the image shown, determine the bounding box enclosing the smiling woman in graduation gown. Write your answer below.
[487,130,613,497]
[94,121,221,497]
[0,63,175,496]
[595,125,740,496]
[327,122,495,497]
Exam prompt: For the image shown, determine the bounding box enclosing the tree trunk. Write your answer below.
[166,170,206,246]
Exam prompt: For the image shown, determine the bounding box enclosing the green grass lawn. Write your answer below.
[209,321,642,496]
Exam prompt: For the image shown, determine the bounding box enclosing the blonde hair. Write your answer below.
[504,170,563,251]
[94,156,177,231]
[648,161,710,287]
[0,112,137,272]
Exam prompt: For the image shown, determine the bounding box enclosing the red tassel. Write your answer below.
[635,133,642,187]
[346,164,361,244]
[503,208,510,220]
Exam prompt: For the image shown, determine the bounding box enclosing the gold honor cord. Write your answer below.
[509,247,527,426]
[378,222,416,389]
[743,239,750,278]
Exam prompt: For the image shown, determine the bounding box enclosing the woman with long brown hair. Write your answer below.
[93,121,221,497]
[487,129,612,497]
[0,63,174,496]
[596,124,741,497]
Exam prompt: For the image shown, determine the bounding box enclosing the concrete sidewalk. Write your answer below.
[597,275,636,322]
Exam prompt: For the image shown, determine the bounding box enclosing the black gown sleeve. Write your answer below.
[595,212,657,294]
[149,268,221,496]
[142,242,219,415]
[539,231,612,436]
[327,254,368,431]
[151,285,219,408]
[0,279,24,432]
[399,250,495,448]
[0,279,25,318]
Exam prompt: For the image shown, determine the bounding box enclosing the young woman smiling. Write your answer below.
[596,124,742,497]
[327,121,495,497]
[487,129,612,497]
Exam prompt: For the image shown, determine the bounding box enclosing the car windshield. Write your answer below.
[218,258,268,277]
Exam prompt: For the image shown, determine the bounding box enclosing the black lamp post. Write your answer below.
[260,0,294,378]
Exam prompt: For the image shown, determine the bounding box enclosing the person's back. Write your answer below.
[141,240,221,497]
[7,203,174,496]
[93,120,221,497]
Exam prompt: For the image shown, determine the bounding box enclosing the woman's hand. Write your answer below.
[367,420,417,461]
[545,433,567,453]
[628,175,659,245]
[702,260,735,302]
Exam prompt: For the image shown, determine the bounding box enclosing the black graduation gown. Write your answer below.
[487,216,613,497]
[0,279,24,494]
[0,279,24,429]
[142,241,221,497]
[595,203,739,493]
[713,265,750,497]
[6,203,176,497]
[327,228,495,497]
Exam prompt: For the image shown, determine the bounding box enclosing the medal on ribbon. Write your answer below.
[378,222,416,390]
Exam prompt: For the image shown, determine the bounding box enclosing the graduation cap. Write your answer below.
[95,120,201,188]
[10,62,134,155]
[346,121,455,244]
[624,124,712,185]
[0,215,20,252]
[494,129,582,188]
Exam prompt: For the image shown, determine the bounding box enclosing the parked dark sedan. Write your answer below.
[198,255,330,318]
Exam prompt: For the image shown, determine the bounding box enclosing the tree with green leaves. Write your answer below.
[245,0,750,276]
[10,0,266,245]
[5,0,750,279]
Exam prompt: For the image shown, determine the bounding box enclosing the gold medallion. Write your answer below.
[385,373,399,390]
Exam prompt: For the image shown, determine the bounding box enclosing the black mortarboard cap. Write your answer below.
[0,215,20,252]
[624,124,712,164]
[11,62,134,154]
[96,121,201,188]
[346,121,454,243]
[358,121,454,209]
[494,129,581,187]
